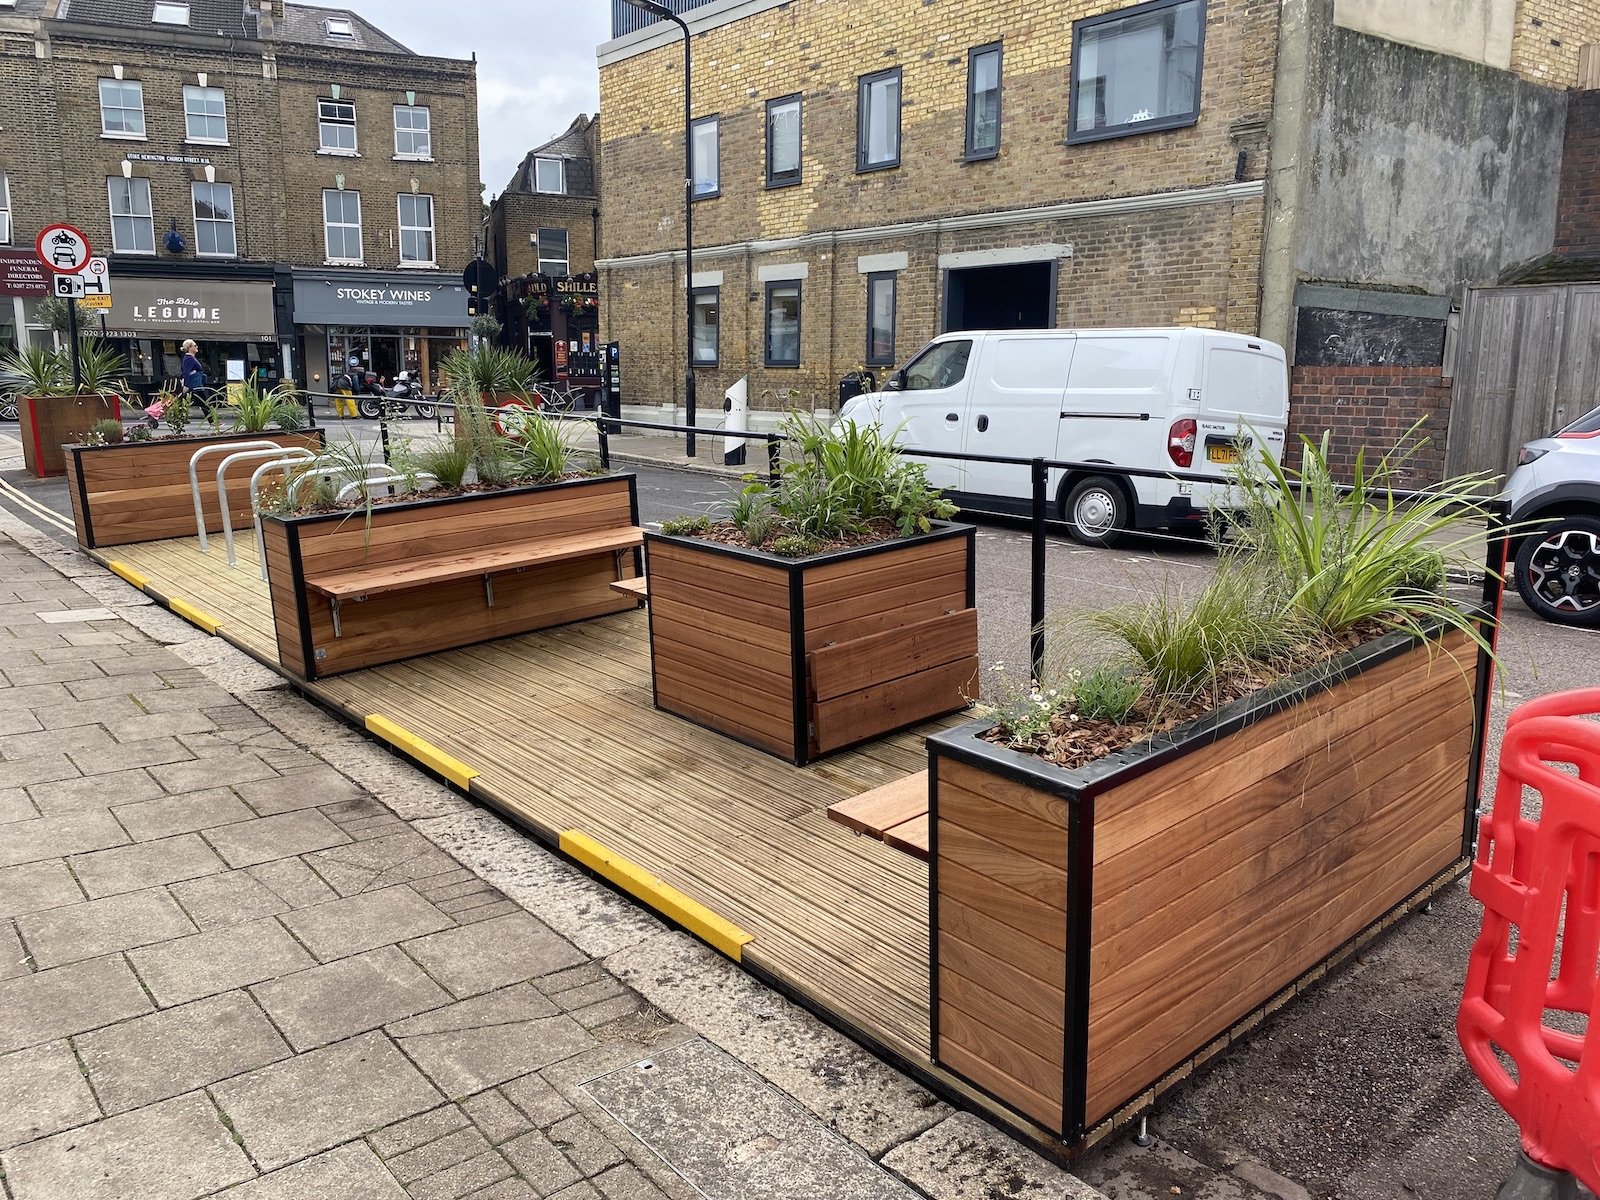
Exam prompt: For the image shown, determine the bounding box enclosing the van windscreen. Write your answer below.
[1204,347,1284,420]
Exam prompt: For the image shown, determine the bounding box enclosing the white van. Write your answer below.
[838,327,1288,546]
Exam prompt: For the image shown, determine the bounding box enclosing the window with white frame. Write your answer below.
[324,16,353,37]
[318,99,357,153]
[151,2,189,24]
[99,79,145,138]
[1069,0,1204,142]
[191,182,236,256]
[393,104,431,158]
[691,116,719,198]
[108,176,154,253]
[536,227,568,276]
[397,193,434,264]
[322,189,362,262]
[0,173,10,243]
[534,157,564,194]
[183,84,228,143]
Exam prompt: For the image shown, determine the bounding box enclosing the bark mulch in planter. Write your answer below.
[262,473,644,680]
[65,429,326,550]
[645,521,978,765]
[927,624,1484,1146]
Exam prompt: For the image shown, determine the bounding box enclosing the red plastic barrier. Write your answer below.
[1459,688,1600,1190]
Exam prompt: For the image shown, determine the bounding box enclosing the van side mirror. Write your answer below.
[884,369,905,392]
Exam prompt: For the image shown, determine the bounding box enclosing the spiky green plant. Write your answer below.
[414,438,473,489]
[0,345,68,396]
[230,381,304,433]
[73,340,130,396]
[438,344,540,401]
[511,409,580,482]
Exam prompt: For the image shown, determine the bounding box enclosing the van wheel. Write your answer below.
[1064,476,1129,548]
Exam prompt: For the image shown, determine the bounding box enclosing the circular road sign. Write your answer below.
[36,224,92,275]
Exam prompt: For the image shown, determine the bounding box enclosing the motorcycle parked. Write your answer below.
[385,371,437,421]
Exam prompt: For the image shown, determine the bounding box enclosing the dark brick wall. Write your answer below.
[1556,89,1600,256]
[1286,365,1452,486]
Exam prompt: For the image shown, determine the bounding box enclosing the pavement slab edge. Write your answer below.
[0,507,1109,1200]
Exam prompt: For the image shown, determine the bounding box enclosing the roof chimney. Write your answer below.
[255,0,276,39]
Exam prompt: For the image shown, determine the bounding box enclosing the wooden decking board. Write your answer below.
[102,535,941,1061]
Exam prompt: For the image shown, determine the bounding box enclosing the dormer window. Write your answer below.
[534,157,564,194]
[325,17,354,38]
[152,2,190,24]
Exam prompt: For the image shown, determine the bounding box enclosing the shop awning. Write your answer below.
[100,278,276,341]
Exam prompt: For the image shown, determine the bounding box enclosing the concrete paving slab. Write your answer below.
[251,944,452,1050]
[461,1090,534,1147]
[367,1104,472,1158]
[110,787,254,841]
[67,832,225,898]
[0,954,153,1053]
[223,1141,410,1199]
[306,831,463,896]
[0,861,77,922]
[278,884,455,962]
[25,768,162,816]
[404,912,589,998]
[71,735,195,775]
[499,1129,582,1195]
[235,764,366,815]
[0,753,81,792]
[0,919,27,978]
[0,1091,253,1200]
[201,807,351,868]
[0,810,128,868]
[0,788,40,821]
[127,916,317,1007]
[387,1125,496,1183]
[387,984,560,1038]
[168,869,290,930]
[410,1149,517,1200]
[0,723,120,763]
[247,856,339,908]
[0,1040,100,1151]
[75,990,291,1114]
[583,1039,916,1200]
[18,887,196,968]
[212,1030,442,1171]
[500,1074,577,1130]
[399,1016,597,1099]
[146,751,278,795]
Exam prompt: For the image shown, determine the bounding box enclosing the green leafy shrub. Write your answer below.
[1073,664,1144,724]
[84,418,124,446]
[660,515,712,536]
[729,484,777,546]
[768,532,820,558]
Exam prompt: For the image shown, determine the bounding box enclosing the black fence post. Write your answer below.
[1031,457,1048,683]
[378,403,392,465]
[597,413,611,471]
[768,437,782,488]
[302,390,317,431]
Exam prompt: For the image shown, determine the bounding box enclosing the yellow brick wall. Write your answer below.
[1511,0,1600,85]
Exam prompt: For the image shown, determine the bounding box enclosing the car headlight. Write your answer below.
[1516,446,1548,467]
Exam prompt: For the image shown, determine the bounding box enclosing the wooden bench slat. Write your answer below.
[882,813,930,860]
[307,527,644,599]
[609,577,649,599]
[827,770,929,839]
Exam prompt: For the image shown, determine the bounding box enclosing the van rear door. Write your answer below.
[961,334,1074,502]
[1198,341,1288,471]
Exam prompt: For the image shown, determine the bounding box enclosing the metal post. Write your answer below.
[597,413,612,471]
[676,10,697,458]
[303,389,317,430]
[66,300,83,391]
[1030,458,1047,684]
[378,402,392,465]
[768,436,781,487]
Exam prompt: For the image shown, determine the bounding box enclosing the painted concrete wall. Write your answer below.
[1297,27,1565,298]
[1333,0,1513,69]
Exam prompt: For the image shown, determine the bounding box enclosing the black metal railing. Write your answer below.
[610,0,698,38]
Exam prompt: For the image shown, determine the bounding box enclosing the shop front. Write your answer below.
[291,270,469,396]
[99,272,281,402]
[522,274,602,406]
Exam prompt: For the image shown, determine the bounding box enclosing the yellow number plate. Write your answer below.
[1207,445,1241,464]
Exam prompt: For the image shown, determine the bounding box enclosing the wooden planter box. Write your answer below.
[645,522,979,765]
[65,429,327,550]
[17,394,122,477]
[261,473,644,681]
[927,624,1486,1144]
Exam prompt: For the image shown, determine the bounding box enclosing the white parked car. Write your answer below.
[1503,404,1600,627]
[838,327,1288,546]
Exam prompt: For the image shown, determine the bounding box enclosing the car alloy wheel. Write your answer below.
[1515,518,1600,627]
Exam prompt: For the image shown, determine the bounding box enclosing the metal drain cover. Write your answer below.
[583,1039,916,1200]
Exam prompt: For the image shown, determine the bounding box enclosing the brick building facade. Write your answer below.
[596,0,1600,466]
[488,114,605,395]
[0,0,478,398]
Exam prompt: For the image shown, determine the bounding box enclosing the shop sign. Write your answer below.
[553,278,599,297]
[125,152,213,165]
[100,277,276,340]
[292,274,469,327]
[0,249,50,297]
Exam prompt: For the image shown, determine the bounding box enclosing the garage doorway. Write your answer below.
[944,261,1055,331]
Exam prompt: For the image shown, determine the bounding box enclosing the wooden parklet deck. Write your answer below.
[99,533,958,1087]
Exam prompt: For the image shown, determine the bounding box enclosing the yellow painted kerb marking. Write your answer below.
[106,561,149,591]
[168,598,221,635]
[364,714,478,790]
[560,830,753,961]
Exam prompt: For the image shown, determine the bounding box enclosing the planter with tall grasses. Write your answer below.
[645,415,980,764]
[926,434,1498,1148]
[61,381,321,550]
[3,342,126,477]
[260,404,643,680]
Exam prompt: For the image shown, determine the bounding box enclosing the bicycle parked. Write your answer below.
[532,380,585,414]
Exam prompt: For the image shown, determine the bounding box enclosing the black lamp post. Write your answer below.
[623,0,696,456]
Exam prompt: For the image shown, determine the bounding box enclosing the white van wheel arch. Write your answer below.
[1062,474,1130,547]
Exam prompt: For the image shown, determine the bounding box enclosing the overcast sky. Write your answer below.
[371,1,611,197]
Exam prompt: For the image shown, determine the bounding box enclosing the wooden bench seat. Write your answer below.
[827,771,929,860]
[609,576,649,599]
[307,527,644,600]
